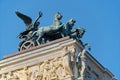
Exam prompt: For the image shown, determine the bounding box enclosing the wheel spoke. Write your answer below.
[23,44,28,49]
[28,43,33,48]
[20,40,35,51]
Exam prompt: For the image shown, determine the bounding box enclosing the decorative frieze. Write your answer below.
[0,39,116,80]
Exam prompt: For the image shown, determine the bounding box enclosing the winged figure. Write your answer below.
[15,11,42,40]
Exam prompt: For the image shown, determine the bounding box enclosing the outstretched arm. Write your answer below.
[34,11,43,25]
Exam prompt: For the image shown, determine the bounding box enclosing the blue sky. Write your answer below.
[0,0,120,79]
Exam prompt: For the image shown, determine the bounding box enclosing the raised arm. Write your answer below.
[34,11,43,25]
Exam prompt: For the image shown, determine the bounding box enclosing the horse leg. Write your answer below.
[36,35,42,45]
[61,32,65,38]
[41,37,46,44]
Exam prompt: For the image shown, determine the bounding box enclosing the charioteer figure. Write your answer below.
[16,11,42,50]
[16,11,86,51]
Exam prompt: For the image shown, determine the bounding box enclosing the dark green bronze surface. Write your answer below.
[16,11,85,51]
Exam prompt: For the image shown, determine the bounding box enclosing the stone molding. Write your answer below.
[0,38,116,80]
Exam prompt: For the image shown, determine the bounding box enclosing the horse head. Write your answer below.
[54,12,62,21]
[76,27,86,38]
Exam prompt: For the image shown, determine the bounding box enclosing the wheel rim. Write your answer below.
[20,40,35,51]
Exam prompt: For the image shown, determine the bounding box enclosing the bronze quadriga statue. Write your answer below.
[16,11,85,51]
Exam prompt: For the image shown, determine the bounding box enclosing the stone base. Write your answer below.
[0,37,116,80]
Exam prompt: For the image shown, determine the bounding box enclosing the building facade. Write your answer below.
[0,37,116,80]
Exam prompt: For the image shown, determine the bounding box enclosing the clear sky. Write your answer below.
[0,0,120,79]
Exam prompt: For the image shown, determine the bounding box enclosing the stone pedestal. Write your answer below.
[0,37,116,80]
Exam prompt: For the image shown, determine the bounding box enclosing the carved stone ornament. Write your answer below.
[0,46,77,80]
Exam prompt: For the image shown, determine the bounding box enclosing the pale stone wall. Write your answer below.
[84,51,116,80]
[0,38,116,80]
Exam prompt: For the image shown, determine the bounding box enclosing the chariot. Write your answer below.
[16,11,85,51]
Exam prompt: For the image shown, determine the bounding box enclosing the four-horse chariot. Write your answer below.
[16,11,85,51]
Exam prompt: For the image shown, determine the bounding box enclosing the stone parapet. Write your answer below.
[0,37,116,80]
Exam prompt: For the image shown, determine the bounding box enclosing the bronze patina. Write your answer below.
[16,11,86,51]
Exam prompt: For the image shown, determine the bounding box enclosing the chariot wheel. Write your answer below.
[20,40,35,51]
